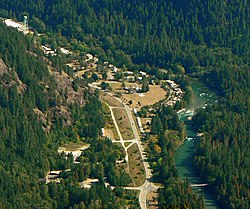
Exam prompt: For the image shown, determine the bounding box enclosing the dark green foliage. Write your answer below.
[0,24,133,209]
[151,114,163,135]
[1,0,249,70]
[192,64,249,209]
[148,106,201,207]
[100,82,110,90]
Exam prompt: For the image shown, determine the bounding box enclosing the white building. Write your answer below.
[139,71,147,76]
[4,19,23,29]
[42,45,57,56]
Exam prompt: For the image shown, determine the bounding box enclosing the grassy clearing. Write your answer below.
[122,85,166,108]
[109,82,123,92]
[59,141,88,151]
[100,92,123,107]
[102,102,120,140]
[127,143,145,187]
[113,108,135,141]
[125,142,132,147]
[109,81,140,92]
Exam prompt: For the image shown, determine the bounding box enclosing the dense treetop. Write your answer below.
[0,0,249,70]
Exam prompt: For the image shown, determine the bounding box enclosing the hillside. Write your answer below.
[0,0,249,71]
[0,23,137,209]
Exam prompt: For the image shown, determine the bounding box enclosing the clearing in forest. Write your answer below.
[122,85,166,108]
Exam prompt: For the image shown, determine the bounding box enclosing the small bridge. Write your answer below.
[190,184,208,187]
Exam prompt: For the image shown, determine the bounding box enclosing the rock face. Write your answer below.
[0,57,86,133]
[0,58,27,91]
[0,58,8,75]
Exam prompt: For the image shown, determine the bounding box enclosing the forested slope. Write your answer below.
[0,23,135,209]
[0,0,249,71]
[192,65,249,209]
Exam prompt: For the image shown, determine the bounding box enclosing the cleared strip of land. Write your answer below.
[113,108,135,141]
[121,85,167,108]
[102,102,120,140]
[100,92,123,107]
[127,143,145,187]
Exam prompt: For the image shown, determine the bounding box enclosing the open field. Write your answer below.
[128,143,145,187]
[113,108,135,141]
[100,92,123,107]
[104,128,117,141]
[102,102,120,140]
[109,82,123,92]
[58,141,88,151]
[122,85,166,108]
[109,81,140,92]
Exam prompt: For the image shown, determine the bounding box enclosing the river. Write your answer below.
[174,78,219,209]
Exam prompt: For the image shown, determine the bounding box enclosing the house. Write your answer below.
[4,19,23,30]
[101,128,105,137]
[45,170,62,184]
[139,71,147,76]
[42,45,57,56]
[124,71,134,75]
[86,53,93,61]
[93,57,99,63]
[111,67,118,73]
[60,47,70,54]
[135,87,141,92]
[145,118,152,125]
[136,117,143,128]
[124,87,135,94]
[80,178,99,189]
[125,76,135,82]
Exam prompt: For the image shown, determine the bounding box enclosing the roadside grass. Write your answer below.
[125,142,132,147]
[102,102,120,140]
[100,92,123,107]
[113,108,135,141]
[59,141,88,151]
[127,143,145,187]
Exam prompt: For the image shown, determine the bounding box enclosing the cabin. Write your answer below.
[139,71,147,76]
[42,45,56,56]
